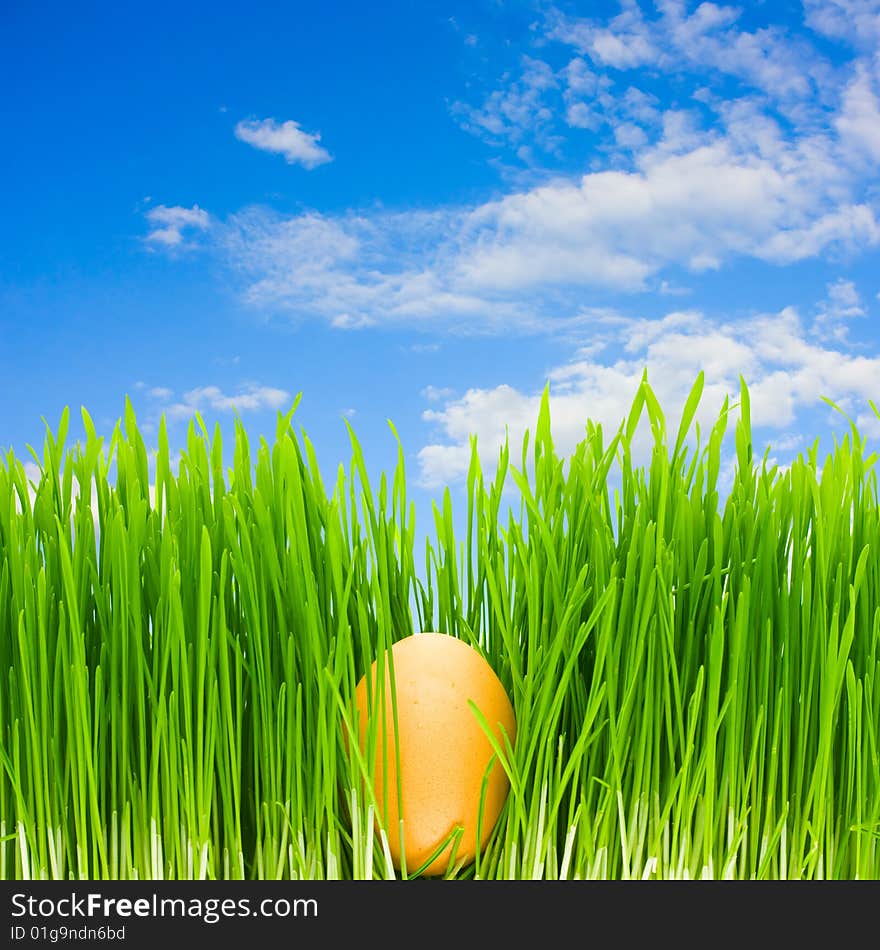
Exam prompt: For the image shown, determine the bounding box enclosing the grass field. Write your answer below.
[2,372,879,879]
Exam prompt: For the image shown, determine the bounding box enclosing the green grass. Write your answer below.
[1,372,879,880]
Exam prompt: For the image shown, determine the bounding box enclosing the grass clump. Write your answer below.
[1,373,879,879]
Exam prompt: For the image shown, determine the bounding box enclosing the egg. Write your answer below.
[353,632,516,876]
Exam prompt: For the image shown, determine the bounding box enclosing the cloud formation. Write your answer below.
[813,278,866,340]
[417,301,880,485]
[147,2,880,343]
[803,0,880,47]
[144,204,210,247]
[234,118,332,169]
[217,107,878,329]
[547,1,826,102]
[193,2,879,330]
[159,383,292,419]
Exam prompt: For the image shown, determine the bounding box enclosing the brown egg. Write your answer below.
[353,632,516,876]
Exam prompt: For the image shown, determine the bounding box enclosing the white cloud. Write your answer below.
[565,100,602,130]
[422,385,455,402]
[768,432,804,453]
[562,58,605,130]
[549,1,825,102]
[332,312,375,329]
[836,69,880,162]
[147,386,173,400]
[757,205,879,263]
[661,1,819,101]
[145,205,210,247]
[452,57,561,150]
[658,279,691,296]
[164,383,292,419]
[417,305,880,484]
[803,0,880,47]
[456,135,878,289]
[813,278,865,340]
[827,278,863,313]
[856,408,880,438]
[220,205,536,331]
[613,120,649,148]
[551,2,660,69]
[206,2,879,331]
[234,118,332,169]
[148,3,880,342]
[218,113,879,327]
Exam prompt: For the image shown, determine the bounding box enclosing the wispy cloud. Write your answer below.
[813,278,866,340]
[234,117,332,169]
[549,1,660,70]
[144,204,210,247]
[803,0,880,47]
[658,279,691,296]
[836,68,880,162]
[421,385,455,402]
[218,205,535,332]
[547,1,827,103]
[452,57,562,156]
[462,0,845,167]
[160,383,292,419]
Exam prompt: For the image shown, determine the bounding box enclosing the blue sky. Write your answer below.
[3,0,880,530]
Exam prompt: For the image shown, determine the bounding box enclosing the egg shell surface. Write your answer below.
[353,632,516,876]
